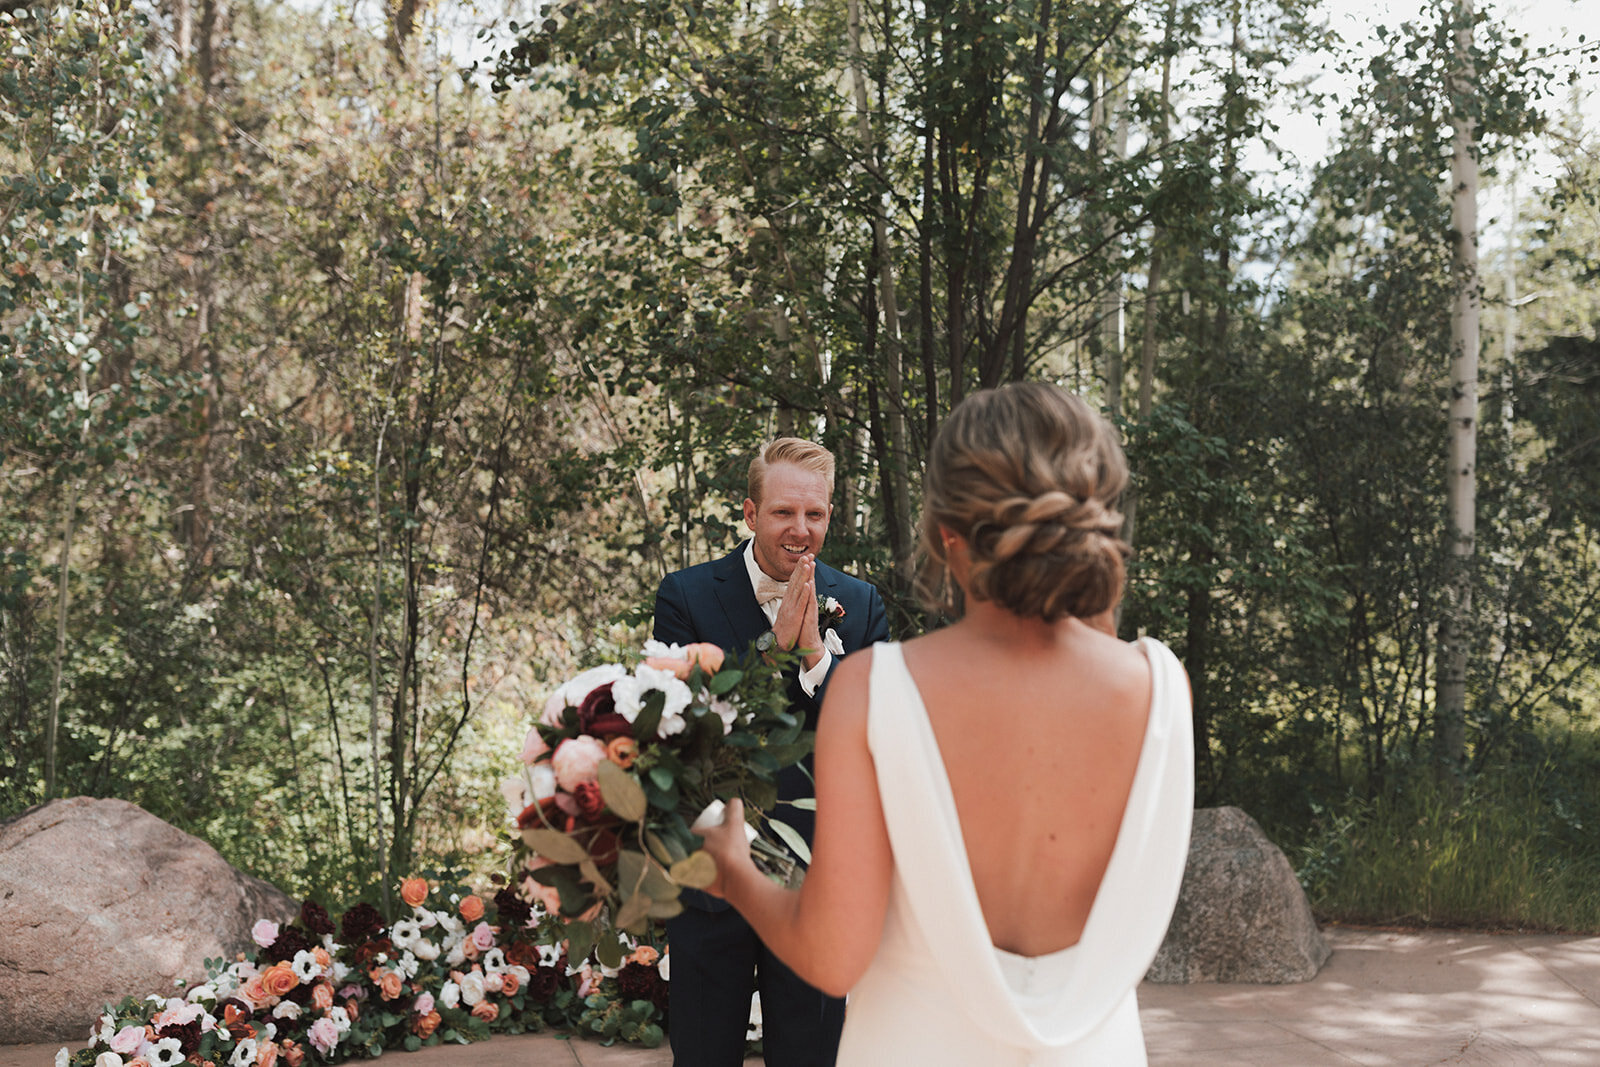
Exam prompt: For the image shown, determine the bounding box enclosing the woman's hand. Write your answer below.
[696,797,754,899]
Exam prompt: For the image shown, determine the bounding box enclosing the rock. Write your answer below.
[0,796,298,1042]
[1146,805,1331,983]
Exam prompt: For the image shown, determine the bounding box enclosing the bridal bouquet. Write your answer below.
[503,640,811,966]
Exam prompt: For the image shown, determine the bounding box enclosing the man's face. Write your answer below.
[743,461,833,581]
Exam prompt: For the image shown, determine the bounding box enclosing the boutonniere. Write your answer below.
[817,595,846,630]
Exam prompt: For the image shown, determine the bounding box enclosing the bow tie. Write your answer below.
[755,575,789,606]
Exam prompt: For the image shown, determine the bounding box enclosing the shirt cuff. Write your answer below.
[797,648,833,697]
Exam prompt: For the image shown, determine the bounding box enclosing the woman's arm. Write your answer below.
[699,649,893,997]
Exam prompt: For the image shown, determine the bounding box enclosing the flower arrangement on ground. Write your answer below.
[53,875,670,1065]
[503,639,812,969]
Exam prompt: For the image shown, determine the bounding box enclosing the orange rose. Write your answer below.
[605,735,639,769]
[344,997,360,1022]
[260,962,298,997]
[414,1010,442,1039]
[257,1042,278,1067]
[499,971,521,997]
[312,947,331,970]
[310,982,334,1011]
[400,877,429,908]
[281,1044,305,1067]
[377,969,404,1000]
[629,945,660,967]
[471,1000,500,1023]
[685,642,725,674]
[458,894,484,922]
[239,974,271,1007]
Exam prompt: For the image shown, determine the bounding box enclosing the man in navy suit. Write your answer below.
[653,437,890,1067]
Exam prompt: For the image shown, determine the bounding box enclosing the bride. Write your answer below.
[700,381,1194,1064]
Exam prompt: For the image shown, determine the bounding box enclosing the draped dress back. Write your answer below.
[836,638,1194,1066]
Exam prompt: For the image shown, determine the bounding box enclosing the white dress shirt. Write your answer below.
[742,540,832,696]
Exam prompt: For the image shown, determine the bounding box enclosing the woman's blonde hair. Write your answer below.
[917,382,1130,622]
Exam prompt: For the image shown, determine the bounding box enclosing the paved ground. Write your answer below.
[7,927,1599,1066]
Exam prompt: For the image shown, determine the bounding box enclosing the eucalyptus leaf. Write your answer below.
[647,897,685,921]
[670,850,718,889]
[565,920,596,962]
[595,929,625,970]
[615,891,652,932]
[767,817,812,864]
[598,759,648,822]
[645,829,683,866]
[617,848,647,898]
[579,857,613,897]
[521,827,590,865]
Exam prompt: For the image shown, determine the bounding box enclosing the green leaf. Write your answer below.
[614,891,652,933]
[669,849,718,888]
[522,827,590,864]
[595,928,625,970]
[707,668,743,694]
[598,759,648,821]
[565,919,597,961]
[646,896,684,920]
[766,818,812,864]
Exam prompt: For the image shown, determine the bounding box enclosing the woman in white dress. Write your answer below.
[701,382,1194,1065]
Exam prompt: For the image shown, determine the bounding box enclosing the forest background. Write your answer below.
[5,0,1600,930]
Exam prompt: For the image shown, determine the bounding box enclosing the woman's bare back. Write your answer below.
[899,617,1153,958]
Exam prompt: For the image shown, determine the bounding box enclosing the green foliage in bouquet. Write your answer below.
[507,641,812,966]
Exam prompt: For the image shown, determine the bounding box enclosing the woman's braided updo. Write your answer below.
[917,382,1131,622]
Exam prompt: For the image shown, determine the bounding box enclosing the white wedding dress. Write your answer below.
[837,639,1194,1066]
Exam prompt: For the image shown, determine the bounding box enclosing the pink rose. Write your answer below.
[540,690,568,726]
[413,991,435,1015]
[110,1026,144,1054]
[551,735,607,792]
[470,921,496,951]
[308,1017,339,1056]
[520,727,550,764]
[252,919,280,948]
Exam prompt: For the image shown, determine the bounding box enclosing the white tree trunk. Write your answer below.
[1437,0,1479,776]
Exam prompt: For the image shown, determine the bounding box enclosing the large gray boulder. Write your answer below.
[1146,805,1331,983]
[0,796,297,1041]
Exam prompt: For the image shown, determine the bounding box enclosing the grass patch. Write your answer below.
[1296,752,1600,933]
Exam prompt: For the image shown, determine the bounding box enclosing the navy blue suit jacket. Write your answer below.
[652,543,890,897]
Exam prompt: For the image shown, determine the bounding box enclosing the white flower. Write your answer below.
[228,1039,257,1067]
[290,949,321,983]
[332,960,351,983]
[459,970,486,1006]
[272,1000,302,1020]
[613,664,692,737]
[95,1053,124,1067]
[412,905,438,929]
[483,947,508,974]
[597,955,622,979]
[528,762,557,800]
[55,1051,69,1067]
[544,664,629,725]
[446,941,467,967]
[537,943,564,969]
[821,595,843,615]
[398,952,419,979]
[412,938,440,962]
[641,639,686,658]
[390,918,423,952]
[709,697,738,735]
[328,1005,352,1034]
[658,952,671,982]
[501,774,531,819]
[93,1013,116,1044]
[824,628,845,656]
[149,1038,185,1067]
[439,980,461,1010]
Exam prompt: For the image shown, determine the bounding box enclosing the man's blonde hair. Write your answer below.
[748,438,836,504]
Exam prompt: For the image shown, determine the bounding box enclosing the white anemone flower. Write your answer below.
[148,1038,185,1067]
[613,664,692,737]
[290,949,321,983]
[482,947,508,974]
[389,918,423,952]
[228,1039,258,1067]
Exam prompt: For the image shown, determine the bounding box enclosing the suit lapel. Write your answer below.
[711,544,770,646]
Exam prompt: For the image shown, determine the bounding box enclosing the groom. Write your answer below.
[653,437,890,1067]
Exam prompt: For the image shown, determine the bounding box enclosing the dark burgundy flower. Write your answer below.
[525,964,562,1002]
[578,684,633,738]
[616,960,669,1019]
[262,923,314,964]
[504,939,541,971]
[352,937,394,966]
[300,900,336,937]
[340,902,385,944]
[494,888,533,929]
[156,1020,202,1055]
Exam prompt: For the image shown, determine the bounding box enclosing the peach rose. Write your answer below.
[257,1041,278,1067]
[605,735,638,769]
[551,735,608,792]
[458,894,484,922]
[377,969,404,1001]
[400,877,429,908]
[499,971,521,997]
[413,1010,442,1039]
[126,1060,151,1067]
[310,982,334,1011]
[471,1000,500,1023]
[281,1043,305,1067]
[238,974,271,1007]
[629,945,660,967]
[312,947,331,970]
[260,962,298,997]
[685,642,725,674]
